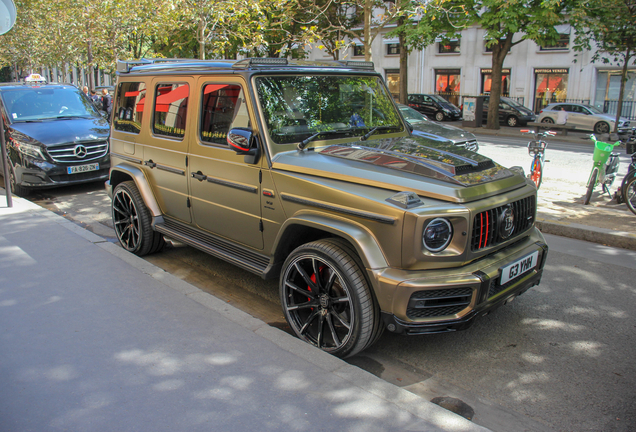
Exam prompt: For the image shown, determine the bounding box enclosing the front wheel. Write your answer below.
[623,175,636,215]
[435,111,445,122]
[530,157,543,189]
[594,121,610,134]
[112,181,164,256]
[584,168,599,205]
[541,117,554,124]
[507,116,519,127]
[9,167,29,197]
[279,239,379,358]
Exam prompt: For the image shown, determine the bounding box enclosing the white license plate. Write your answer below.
[67,163,99,174]
[500,251,539,285]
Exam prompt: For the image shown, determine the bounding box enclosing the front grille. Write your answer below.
[455,159,495,175]
[471,195,535,251]
[47,141,109,163]
[407,287,473,319]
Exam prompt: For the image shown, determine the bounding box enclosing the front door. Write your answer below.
[188,78,263,250]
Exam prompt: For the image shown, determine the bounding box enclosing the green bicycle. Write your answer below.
[584,134,622,205]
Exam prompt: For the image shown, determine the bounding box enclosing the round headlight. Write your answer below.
[423,218,453,252]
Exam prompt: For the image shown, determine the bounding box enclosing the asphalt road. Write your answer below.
[2,134,635,431]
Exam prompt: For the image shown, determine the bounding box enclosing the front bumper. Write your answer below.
[13,155,111,190]
[372,228,548,335]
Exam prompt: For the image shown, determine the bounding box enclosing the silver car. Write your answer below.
[397,104,478,151]
[537,102,631,135]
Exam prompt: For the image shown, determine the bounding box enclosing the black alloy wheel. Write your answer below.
[112,181,164,256]
[280,239,378,358]
[594,121,610,134]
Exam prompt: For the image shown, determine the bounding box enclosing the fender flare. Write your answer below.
[272,212,389,270]
[109,163,161,217]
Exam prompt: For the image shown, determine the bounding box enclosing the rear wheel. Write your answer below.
[584,168,598,205]
[435,111,445,122]
[594,121,610,134]
[279,238,379,358]
[112,181,164,256]
[507,115,519,127]
[541,117,554,124]
[623,175,636,215]
[530,157,543,189]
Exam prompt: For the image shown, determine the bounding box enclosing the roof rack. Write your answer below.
[232,58,288,69]
[116,58,206,73]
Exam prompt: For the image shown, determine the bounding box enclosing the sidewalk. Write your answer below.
[0,190,488,432]
[461,125,636,250]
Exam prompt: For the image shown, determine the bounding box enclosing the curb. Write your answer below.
[536,219,636,250]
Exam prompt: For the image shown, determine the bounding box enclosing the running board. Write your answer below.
[154,217,270,277]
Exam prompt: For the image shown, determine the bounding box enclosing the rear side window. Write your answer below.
[114,82,146,134]
[153,83,189,139]
[200,84,248,146]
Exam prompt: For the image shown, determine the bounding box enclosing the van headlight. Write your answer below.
[423,218,453,252]
[12,139,46,160]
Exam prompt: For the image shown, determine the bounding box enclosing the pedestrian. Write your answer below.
[82,86,89,98]
[556,106,568,125]
[89,89,100,104]
[101,88,112,119]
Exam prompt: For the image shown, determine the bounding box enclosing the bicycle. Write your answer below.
[521,129,555,189]
[584,134,622,205]
[618,134,636,214]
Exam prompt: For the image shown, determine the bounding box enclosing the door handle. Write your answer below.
[144,160,156,168]
[191,171,207,181]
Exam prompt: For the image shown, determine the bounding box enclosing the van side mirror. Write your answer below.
[227,128,260,163]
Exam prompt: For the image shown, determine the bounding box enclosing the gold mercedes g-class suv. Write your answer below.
[107,58,548,358]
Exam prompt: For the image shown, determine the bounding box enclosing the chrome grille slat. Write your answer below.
[47,141,109,163]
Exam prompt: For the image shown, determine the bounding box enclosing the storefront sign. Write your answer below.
[481,69,510,74]
[535,68,569,74]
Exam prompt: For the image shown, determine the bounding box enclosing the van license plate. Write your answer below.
[67,163,99,174]
[500,251,539,285]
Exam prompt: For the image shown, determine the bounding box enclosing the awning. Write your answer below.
[555,24,571,34]
[435,36,459,43]
[383,37,399,44]
[351,38,363,46]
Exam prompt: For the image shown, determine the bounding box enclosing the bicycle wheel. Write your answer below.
[584,168,598,205]
[623,175,636,215]
[530,156,543,189]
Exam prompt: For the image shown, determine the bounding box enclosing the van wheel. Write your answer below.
[435,111,445,122]
[280,239,378,358]
[9,167,29,197]
[112,181,164,256]
[507,116,518,127]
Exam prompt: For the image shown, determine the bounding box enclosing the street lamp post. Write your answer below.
[0,0,16,207]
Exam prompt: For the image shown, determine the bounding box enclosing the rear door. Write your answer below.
[187,77,264,250]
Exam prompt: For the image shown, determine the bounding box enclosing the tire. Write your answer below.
[112,180,164,256]
[584,168,598,205]
[9,166,29,197]
[623,175,636,215]
[435,111,445,122]
[279,238,379,358]
[507,116,518,127]
[594,121,610,134]
[530,157,543,189]
[541,117,554,124]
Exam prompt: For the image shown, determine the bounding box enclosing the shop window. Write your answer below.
[533,69,569,112]
[153,83,189,139]
[114,82,146,134]
[353,45,364,57]
[386,43,400,55]
[481,69,510,96]
[200,84,247,146]
[386,69,400,98]
[438,40,460,54]
[539,34,570,51]
[435,69,461,106]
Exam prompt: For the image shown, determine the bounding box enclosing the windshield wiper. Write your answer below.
[359,125,399,141]
[297,129,352,151]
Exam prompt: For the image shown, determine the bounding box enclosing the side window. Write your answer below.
[153,83,189,139]
[114,82,146,134]
[200,84,248,146]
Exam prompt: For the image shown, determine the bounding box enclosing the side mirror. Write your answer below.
[227,127,260,163]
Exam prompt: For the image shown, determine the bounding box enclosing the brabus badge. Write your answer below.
[499,205,515,239]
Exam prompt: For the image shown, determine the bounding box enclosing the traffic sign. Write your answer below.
[0,0,16,35]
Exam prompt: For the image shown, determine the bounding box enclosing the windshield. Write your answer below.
[255,74,403,146]
[584,105,604,114]
[503,97,524,108]
[399,106,427,124]
[1,87,101,122]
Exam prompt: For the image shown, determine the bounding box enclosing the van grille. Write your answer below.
[47,141,109,163]
[406,287,473,319]
[471,196,535,251]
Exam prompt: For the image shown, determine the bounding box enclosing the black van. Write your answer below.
[0,82,110,196]
[407,93,462,122]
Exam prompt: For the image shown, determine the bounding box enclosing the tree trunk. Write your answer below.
[398,27,408,104]
[87,40,94,91]
[199,18,206,60]
[364,0,372,62]
[614,48,631,136]
[486,36,513,130]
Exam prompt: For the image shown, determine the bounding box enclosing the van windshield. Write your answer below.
[1,87,101,122]
[255,75,403,146]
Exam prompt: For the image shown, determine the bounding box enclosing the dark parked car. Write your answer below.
[397,104,478,151]
[407,93,462,121]
[0,82,110,196]
[482,96,536,127]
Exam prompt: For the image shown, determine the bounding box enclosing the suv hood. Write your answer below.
[411,121,475,143]
[273,135,524,203]
[9,117,110,147]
